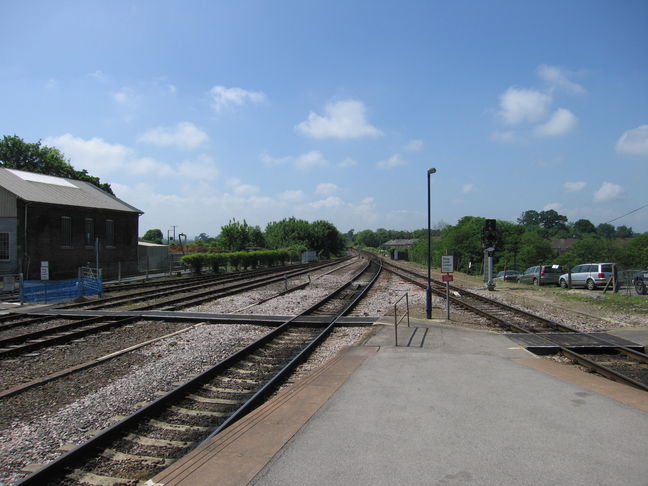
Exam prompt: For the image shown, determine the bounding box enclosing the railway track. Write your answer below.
[371,254,648,392]
[15,258,381,485]
[0,259,346,358]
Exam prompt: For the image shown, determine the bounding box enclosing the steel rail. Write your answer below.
[15,258,381,485]
[371,253,648,391]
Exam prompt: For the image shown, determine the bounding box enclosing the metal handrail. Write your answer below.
[393,292,410,346]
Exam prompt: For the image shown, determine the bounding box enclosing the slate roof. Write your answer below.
[0,168,142,214]
[382,238,419,247]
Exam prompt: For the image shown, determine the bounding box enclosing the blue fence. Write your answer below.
[21,277,103,303]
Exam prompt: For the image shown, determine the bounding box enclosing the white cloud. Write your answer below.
[278,190,304,202]
[499,87,551,125]
[43,134,173,178]
[594,182,624,202]
[315,183,340,196]
[227,178,259,196]
[209,85,265,112]
[543,202,562,211]
[462,184,474,194]
[404,139,423,151]
[376,154,406,170]
[88,70,107,82]
[534,108,578,137]
[177,155,219,180]
[615,125,648,156]
[563,181,586,193]
[308,196,344,210]
[137,122,209,149]
[537,65,586,94]
[112,87,137,106]
[295,99,383,139]
[261,151,328,170]
[338,157,357,168]
[490,130,517,143]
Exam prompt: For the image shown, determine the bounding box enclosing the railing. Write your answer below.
[393,292,410,346]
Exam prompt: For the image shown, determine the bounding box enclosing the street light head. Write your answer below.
[427,168,436,175]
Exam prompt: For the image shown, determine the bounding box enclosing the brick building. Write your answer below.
[0,168,142,280]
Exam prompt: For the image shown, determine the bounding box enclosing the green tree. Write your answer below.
[355,229,380,248]
[265,217,311,249]
[573,219,597,237]
[142,229,163,244]
[217,219,251,251]
[517,231,555,268]
[596,223,616,239]
[616,225,634,238]
[0,135,114,194]
[308,220,345,257]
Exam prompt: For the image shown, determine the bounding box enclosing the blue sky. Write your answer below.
[2,0,647,237]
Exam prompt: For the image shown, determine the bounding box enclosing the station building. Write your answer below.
[0,168,142,280]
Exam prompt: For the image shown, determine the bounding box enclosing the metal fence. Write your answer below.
[21,268,103,303]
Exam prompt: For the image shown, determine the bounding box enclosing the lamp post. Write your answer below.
[426,167,436,319]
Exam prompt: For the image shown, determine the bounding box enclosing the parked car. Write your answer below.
[558,263,623,290]
[519,265,563,286]
[493,270,520,282]
[632,268,648,295]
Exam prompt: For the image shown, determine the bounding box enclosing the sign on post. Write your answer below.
[442,274,453,282]
[441,255,454,273]
[40,261,49,281]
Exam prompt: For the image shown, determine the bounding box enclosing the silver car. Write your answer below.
[559,263,623,290]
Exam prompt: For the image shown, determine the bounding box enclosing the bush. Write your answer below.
[181,254,206,275]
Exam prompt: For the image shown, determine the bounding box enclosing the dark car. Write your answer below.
[632,268,648,295]
[558,263,623,290]
[493,270,520,282]
[519,265,563,286]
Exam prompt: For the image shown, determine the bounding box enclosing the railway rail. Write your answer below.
[15,258,381,485]
[0,259,345,358]
[370,253,648,392]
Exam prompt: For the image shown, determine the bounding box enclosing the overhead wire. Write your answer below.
[603,202,648,224]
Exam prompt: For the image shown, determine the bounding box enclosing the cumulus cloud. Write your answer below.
[490,130,517,143]
[112,87,137,106]
[137,122,209,149]
[543,202,562,211]
[462,183,474,194]
[404,139,423,151]
[261,151,328,170]
[177,155,219,180]
[308,196,344,210]
[537,65,586,94]
[43,134,173,178]
[209,85,266,112]
[337,157,357,168]
[278,190,305,202]
[227,178,259,196]
[615,125,648,156]
[594,182,624,202]
[295,99,383,139]
[499,87,551,125]
[315,183,340,196]
[534,108,578,137]
[376,154,406,170]
[563,181,586,193]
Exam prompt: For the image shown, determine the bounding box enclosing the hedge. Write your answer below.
[181,249,297,274]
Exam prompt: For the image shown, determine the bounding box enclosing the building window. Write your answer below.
[0,233,9,260]
[61,216,72,247]
[85,218,94,246]
[105,219,115,246]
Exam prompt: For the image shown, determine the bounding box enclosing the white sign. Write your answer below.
[441,255,454,273]
[40,261,49,281]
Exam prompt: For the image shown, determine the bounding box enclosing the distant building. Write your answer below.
[0,168,142,279]
[382,238,419,261]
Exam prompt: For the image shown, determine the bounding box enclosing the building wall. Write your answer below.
[0,217,18,274]
[19,201,139,280]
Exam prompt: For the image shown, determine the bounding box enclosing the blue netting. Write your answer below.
[21,277,103,303]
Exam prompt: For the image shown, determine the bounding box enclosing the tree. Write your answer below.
[355,229,380,248]
[573,219,596,236]
[308,220,345,257]
[0,135,113,194]
[516,231,555,268]
[517,210,541,227]
[616,225,634,238]
[265,217,311,249]
[217,219,251,251]
[539,209,568,230]
[596,223,616,239]
[142,229,164,244]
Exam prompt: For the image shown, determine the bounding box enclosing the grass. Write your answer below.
[550,287,648,315]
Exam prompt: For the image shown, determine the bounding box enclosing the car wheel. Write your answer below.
[559,279,568,289]
[586,279,596,291]
[635,279,647,295]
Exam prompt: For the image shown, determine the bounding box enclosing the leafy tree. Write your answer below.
[626,233,648,268]
[308,220,345,257]
[217,219,251,251]
[142,229,163,244]
[573,219,596,236]
[355,229,380,248]
[596,223,616,239]
[265,217,311,249]
[516,231,555,268]
[248,225,266,248]
[517,210,541,227]
[539,209,568,230]
[0,135,113,194]
[616,225,634,238]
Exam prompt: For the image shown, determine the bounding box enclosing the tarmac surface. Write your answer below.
[150,318,648,486]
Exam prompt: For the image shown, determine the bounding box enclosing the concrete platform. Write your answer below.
[149,318,648,486]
